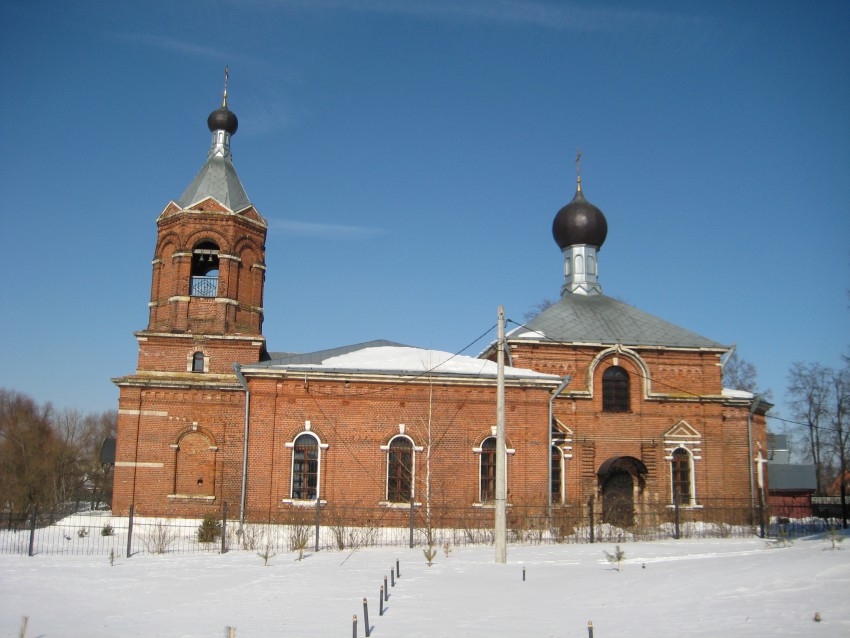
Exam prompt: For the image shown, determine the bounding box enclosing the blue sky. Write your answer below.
[1,0,848,429]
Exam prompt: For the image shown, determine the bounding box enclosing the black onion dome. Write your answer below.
[207,107,238,135]
[552,187,608,249]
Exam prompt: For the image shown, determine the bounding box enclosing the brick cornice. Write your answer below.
[134,331,265,344]
[241,368,561,390]
[111,371,243,391]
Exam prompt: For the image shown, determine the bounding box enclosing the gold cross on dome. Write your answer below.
[222,66,229,108]
[575,147,583,188]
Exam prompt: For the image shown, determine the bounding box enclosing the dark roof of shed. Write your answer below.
[768,463,818,491]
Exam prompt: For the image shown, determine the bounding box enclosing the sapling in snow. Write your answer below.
[604,545,626,572]
[826,526,845,550]
[423,544,437,566]
[258,543,276,567]
[443,542,451,558]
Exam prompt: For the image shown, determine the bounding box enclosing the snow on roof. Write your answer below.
[253,343,559,380]
[722,388,754,399]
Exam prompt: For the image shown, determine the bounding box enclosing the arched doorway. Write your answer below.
[597,456,648,528]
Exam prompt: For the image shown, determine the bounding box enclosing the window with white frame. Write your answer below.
[480,437,497,502]
[291,433,320,500]
[671,447,693,506]
[386,436,414,503]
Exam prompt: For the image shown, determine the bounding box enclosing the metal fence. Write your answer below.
[1,498,843,557]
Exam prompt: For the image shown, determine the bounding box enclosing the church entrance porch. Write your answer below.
[597,456,648,528]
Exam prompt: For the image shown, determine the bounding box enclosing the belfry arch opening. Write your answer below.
[190,241,220,297]
[597,456,648,528]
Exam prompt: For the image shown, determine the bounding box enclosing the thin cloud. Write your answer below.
[269,218,387,240]
[250,0,710,35]
[114,33,230,60]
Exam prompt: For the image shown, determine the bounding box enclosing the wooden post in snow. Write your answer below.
[495,305,507,564]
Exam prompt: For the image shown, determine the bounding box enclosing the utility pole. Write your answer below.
[495,306,507,564]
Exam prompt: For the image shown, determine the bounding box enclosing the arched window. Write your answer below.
[574,254,584,274]
[192,351,205,373]
[480,437,497,502]
[387,436,414,503]
[602,366,630,412]
[551,446,564,505]
[671,448,693,505]
[190,241,220,297]
[291,433,320,500]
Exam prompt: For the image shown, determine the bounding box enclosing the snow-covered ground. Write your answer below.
[2,531,848,637]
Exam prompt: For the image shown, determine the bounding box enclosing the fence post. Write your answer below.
[409,498,415,548]
[221,502,228,554]
[588,496,595,544]
[673,489,681,540]
[28,507,37,557]
[352,615,357,638]
[362,598,370,637]
[314,498,321,553]
[126,504,134,558]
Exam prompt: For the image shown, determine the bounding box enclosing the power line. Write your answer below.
[503,317,849,437]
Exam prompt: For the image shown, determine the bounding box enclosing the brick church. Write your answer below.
[112,89,770,527]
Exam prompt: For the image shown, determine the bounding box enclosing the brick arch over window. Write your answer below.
[586,346,651,400]
[172,429,217,498]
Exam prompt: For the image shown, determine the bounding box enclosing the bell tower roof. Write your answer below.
[177,67,252,212]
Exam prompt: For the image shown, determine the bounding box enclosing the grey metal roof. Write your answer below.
[514,293,725,349]
[177,154,251,212]
[768,463,818,491]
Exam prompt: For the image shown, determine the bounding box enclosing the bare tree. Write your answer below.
[0,389,117,518]
[0,389,58,517]
[723,351,772,399]
[828,363,850,527]
[524,298,555,322]
[788,362,835,494]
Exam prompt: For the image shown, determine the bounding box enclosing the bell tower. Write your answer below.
[137,73,267,374]
[112,74,268,516]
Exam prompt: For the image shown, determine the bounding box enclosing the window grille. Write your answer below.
[672,448,692,505]
[480,437,496,502]
[387,437,414,503]
[292,434,319,500]
[190,276,218,297]
[602,366,630,412]
[551,446,563,504]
